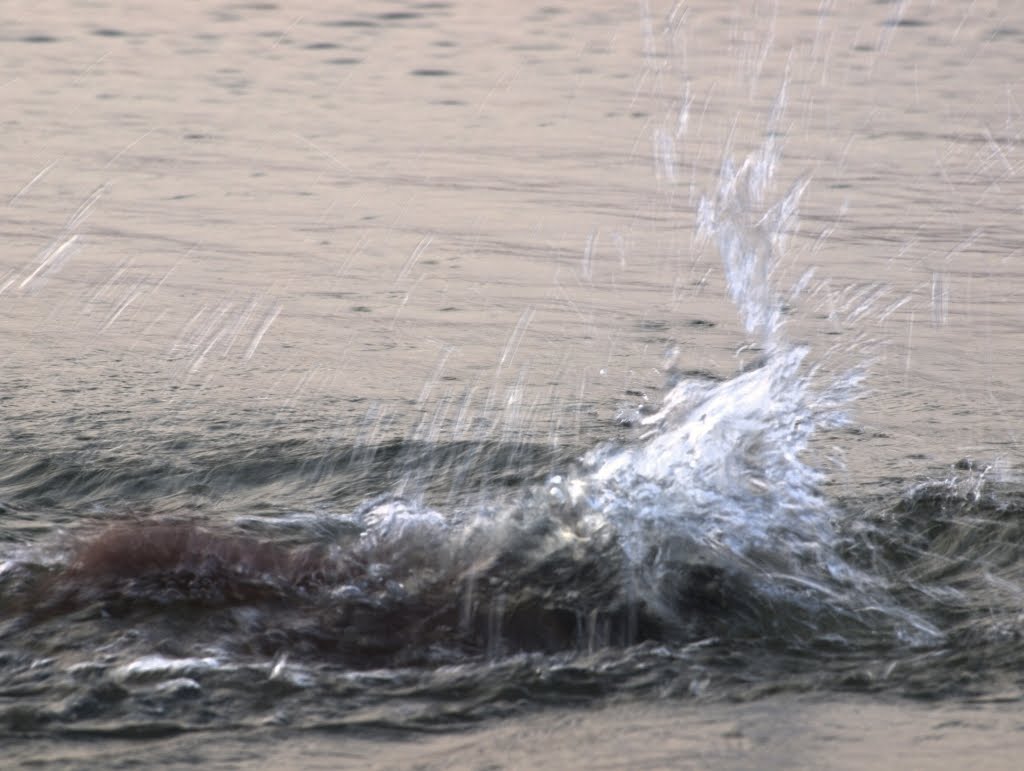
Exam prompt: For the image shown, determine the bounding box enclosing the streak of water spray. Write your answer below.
[545,95,939,643]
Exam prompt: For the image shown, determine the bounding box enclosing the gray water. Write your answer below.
[2,0,1024,767]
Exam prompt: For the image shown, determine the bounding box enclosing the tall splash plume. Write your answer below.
[554,125,939,644]
[329,118,940,653]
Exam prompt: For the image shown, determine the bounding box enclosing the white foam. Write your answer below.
[112,654,222,682]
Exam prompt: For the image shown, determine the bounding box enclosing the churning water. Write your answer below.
[2,0,1024,767]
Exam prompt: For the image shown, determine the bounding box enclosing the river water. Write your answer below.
[2,0,1023,767]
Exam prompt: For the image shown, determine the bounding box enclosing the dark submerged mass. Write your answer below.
[4,518,736,668]
[63,523,338,602]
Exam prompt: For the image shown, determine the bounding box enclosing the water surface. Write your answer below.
[2,0,1024,767]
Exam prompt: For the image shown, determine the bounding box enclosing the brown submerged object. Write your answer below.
[29,522,348,616]
[70,523,334,586]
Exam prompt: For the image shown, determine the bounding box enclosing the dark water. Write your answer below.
[3,0,1024,767]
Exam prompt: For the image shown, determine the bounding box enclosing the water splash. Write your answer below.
[0,109,942,673]
[545,124,938,643]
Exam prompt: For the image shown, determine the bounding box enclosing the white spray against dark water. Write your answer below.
[273,110,944,654]
[295,107,946,650]
[508,118,943,644]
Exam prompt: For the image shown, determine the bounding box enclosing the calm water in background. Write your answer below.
[2,0,1024,767]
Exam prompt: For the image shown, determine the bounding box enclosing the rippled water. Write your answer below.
[3,0,1024,767]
